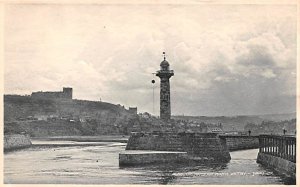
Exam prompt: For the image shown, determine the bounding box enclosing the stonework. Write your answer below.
[31,87,73,100]
[125,132,231,162]
[257,152,296,180]
[219,135,259,151]
[119,151,188,166]
[4,134,32,151]
[156,55,174,121]
[128,107,138,114]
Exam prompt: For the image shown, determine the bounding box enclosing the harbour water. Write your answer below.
[4,140,294,184]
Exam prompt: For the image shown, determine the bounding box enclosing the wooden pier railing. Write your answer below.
[259,135,296,163]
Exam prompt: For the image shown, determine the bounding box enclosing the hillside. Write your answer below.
[4,95,132,121]
[256,113,296,122]
[244,119,296,135]
[4,95,296,136]
[4,95,138,136]
[172,113,296,131]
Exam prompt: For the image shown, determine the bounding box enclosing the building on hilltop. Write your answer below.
[31,87,72,99]
[129,107,137,114]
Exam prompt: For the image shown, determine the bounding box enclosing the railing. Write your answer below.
[259,135,296,163]
[156,70,174,74]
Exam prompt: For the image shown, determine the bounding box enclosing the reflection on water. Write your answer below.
[4,141,294,184]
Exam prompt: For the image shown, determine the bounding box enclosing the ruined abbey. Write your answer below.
[31,87,73,99]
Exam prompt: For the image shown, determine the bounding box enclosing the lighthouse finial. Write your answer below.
[163,52,166,60]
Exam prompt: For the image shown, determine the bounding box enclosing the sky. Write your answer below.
[4,3,297,116]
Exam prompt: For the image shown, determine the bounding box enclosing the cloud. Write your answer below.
[4,4,297,116]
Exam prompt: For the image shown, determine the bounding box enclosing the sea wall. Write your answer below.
[126,132,184,151]
[126,132,231,162]
[219,135,259,151]
[119,151,188,166]
[4,134,32,151]
[257,152,296,180]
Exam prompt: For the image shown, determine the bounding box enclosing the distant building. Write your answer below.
[223,131,239,135]
[79,116,92,122]
[33,114,48,121]
[202,123,224,133]
[139,112,151,119]
[31,87,72,99]
[129,107,137,114]
[207,127,223,133]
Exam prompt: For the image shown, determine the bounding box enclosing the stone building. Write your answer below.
[128,107,138,114]
[31,87,72,99]
[156,52,174,121]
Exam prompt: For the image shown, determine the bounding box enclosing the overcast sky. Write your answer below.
[4,4,296,116]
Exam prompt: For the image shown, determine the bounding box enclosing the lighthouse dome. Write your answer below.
[160,52,170,70]
[160,59,169,67]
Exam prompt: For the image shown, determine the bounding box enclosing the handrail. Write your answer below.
[156,70,174,73]
[258,135,296,163]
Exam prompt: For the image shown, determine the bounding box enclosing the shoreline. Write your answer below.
[31,135,130,143]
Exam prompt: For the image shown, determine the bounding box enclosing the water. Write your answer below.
[4,141,294,184]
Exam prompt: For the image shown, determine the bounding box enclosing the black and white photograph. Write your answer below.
[2,0,297,185]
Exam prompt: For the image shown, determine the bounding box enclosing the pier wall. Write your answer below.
[219,135,259,151]
[126,132,184,151]
[4,134,32,151]
[126,132,231,162]
[119,151,188,166]
[257,153,296,179]
[256,135,296,180]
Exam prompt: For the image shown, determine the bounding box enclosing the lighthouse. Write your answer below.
[156,52,174,121]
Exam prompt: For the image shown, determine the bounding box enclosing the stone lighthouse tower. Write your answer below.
[156,52,174,121]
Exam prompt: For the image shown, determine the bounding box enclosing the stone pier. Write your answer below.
[219,135,259,151]
[256,135,296,180]
[120,132,231,165]
[119,151,188,166]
